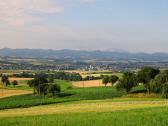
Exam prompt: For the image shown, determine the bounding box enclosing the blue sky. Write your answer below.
[0,0,168,53]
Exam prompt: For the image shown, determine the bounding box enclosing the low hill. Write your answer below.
[0,48,168,61]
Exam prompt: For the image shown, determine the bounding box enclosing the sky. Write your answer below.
[0,0,168,53]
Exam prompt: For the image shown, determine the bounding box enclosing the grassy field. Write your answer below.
[0,99,167,117]
[55,79,72,91]
[1,103,168,126]
[0,86,125,110]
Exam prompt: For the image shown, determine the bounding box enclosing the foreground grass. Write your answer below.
[0,86,125,110]
[1,107,168,126]
[0,99,168,117]
[0,94,78,110]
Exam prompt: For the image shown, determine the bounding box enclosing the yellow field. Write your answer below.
[81,74,111,78]
[65,70,118,78]
[0,77,33,83]
[8,78,33,81]
[65,70,111,74]
[0,100,168,117]
[0,89,32,98]
[73,80,111,87]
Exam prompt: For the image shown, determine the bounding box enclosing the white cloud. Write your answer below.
[0,0,63,26]
[0,0,96,26]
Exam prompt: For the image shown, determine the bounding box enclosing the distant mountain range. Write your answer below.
[0,48,168,61]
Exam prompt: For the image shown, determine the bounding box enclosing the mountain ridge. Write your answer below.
[0,48,168,61]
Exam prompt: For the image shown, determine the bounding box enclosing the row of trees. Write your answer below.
[1,75,18,87]
[116,67,168,98]
[1,71,83,81]
[13,72,34,78]
[83,76,101,81]
[27,74,61,96]
[47,72,82,81]
[102,75,119,86]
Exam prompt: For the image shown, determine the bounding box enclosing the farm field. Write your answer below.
[0,99,168,117]
[0,89,31,98]
[65,70,123,78]
[8,78,33,81]
[73,80,111,87]
[1,100,168,126]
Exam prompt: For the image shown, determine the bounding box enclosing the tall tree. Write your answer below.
[28,73,48,95]
[102,76,109,86]
[137,67,160,92]
[1,75,10,86]
[109,75,119,86]
[117,72,137,92]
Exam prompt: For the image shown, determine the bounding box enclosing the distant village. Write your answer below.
[0,57,168,71]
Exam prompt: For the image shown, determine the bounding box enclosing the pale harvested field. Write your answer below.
[65,70,111,74]
[0,77,33,81]
[9,78,33,81]
[0,100,168,117]
[81,74,112,78]
[73,80,112,87]
[0,89,32,98]
[65,70,116,77]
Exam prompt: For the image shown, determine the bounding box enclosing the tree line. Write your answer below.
[47,72,82,81]
[115,67,168,98]
[102,67,168,98]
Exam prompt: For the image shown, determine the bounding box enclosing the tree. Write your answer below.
[116,72,137,92]
[6,80,10,86]
[109,75,119,86]
[12,80,18,87]
[152,74,166,92]
[162,82,168,98]
[27,73,48,95]
[47,84,61,97]
[48,77,54,83]
[149,71,168,93]
[102,76,109,86]
[1,75,10,86]
[137,67,160,92]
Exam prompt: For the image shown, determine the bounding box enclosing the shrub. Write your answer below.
[162,82,168,98]
[47,84,61,97]
[12,80,18,87]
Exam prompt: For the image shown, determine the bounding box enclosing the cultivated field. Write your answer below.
[73,80,111,87]
[9,78,33,81]
[0,89,31,98]
[0,100,168,117]
[66,70,123,78]
[1,99,168,126]
[0,77,33,98]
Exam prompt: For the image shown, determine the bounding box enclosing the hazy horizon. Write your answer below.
[0,0,168,53]
[1,47,168,54]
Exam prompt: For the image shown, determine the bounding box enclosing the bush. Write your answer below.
[162,82,168,98]
[12,80,18,87]
[47,84,61,97]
